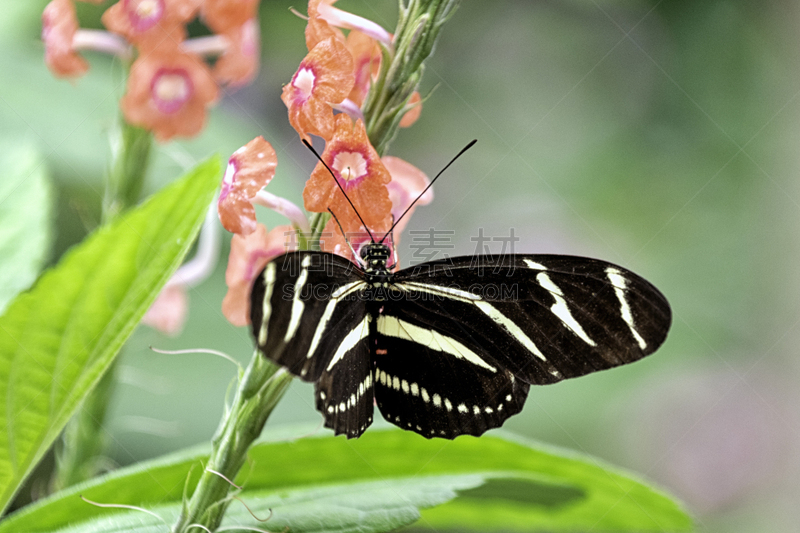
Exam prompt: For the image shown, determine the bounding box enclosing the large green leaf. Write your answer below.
[0,157,220,513]
[0,139,53,314]
[0,430,692,532]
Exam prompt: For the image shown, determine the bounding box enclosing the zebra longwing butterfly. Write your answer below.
[249,143,671,439]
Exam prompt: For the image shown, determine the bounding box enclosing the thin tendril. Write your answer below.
[80,495,166,525]
[206,467,242,490]
[231,497,273,522]
[217,527,276,533]
[380,139,477,243]
[302,139,376,242]
[150,346,243,372]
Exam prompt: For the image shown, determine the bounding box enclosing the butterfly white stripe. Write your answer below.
[284,256,312,342]
[326,315,371,371]
[377,315,497,372]
[400,280,548,362]
[606,267,647,350]
[306,281,366,359]
[394,281,479,303]
[474,301,547,362]
[257,263,276,345]
[525,260,596,346]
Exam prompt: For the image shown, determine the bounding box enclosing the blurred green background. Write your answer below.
[3,0,800,531]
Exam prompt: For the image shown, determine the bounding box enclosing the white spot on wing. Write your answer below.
[475,301,547,362]
[607,267,647,350]
[536,271,596,347]
[524,259,547,271]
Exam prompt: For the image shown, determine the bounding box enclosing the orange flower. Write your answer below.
[222,224,296,326]
[102,0,201,49]
[218,136,277,235]
[213,18,260,87]
[281,37,354,141]
[202,0,259,34]
[42,0,89,78]
[303,114,392,235]
[399,91,422,128]
[346,30,380,106]
[383,155,432,235]
[120,45,219,142]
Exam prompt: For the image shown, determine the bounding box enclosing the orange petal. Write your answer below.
[383,155,431,235]
[42,0,89,78]
[399,91,422,128]
[218,137,278,235]
[214,18,260,87]
[142,284,189,336]
[202,0,258,34]
[305,0,344,51]
[346,30,380,106]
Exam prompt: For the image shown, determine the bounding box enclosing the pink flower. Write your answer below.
[213,18,260,87]
[141,284,188,336]
[223,224,296,326]
[383,155,432,236]
[42,0,89,78]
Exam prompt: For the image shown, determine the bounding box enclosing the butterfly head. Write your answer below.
[360,243,391,274]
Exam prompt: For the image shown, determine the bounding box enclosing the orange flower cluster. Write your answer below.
[41,0,262,141]
[216,1,433,327]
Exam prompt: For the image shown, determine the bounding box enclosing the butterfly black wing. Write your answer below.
[249,251,374,437]
[374,254,670,439]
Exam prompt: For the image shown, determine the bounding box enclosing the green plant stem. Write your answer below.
[364,0,460,154]
[103,120,153,224]
[51,118,154,492]
[51,367,115,492]
[172,352,293,533]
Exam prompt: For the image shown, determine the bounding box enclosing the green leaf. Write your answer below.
[0,430,692,532]
[0,139,53,314]
[0,157,220,513]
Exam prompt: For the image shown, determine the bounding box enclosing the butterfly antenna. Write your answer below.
[379,139,477,244]
[302,139,375,242]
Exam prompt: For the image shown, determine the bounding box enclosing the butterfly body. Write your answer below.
[249,243,671,440]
